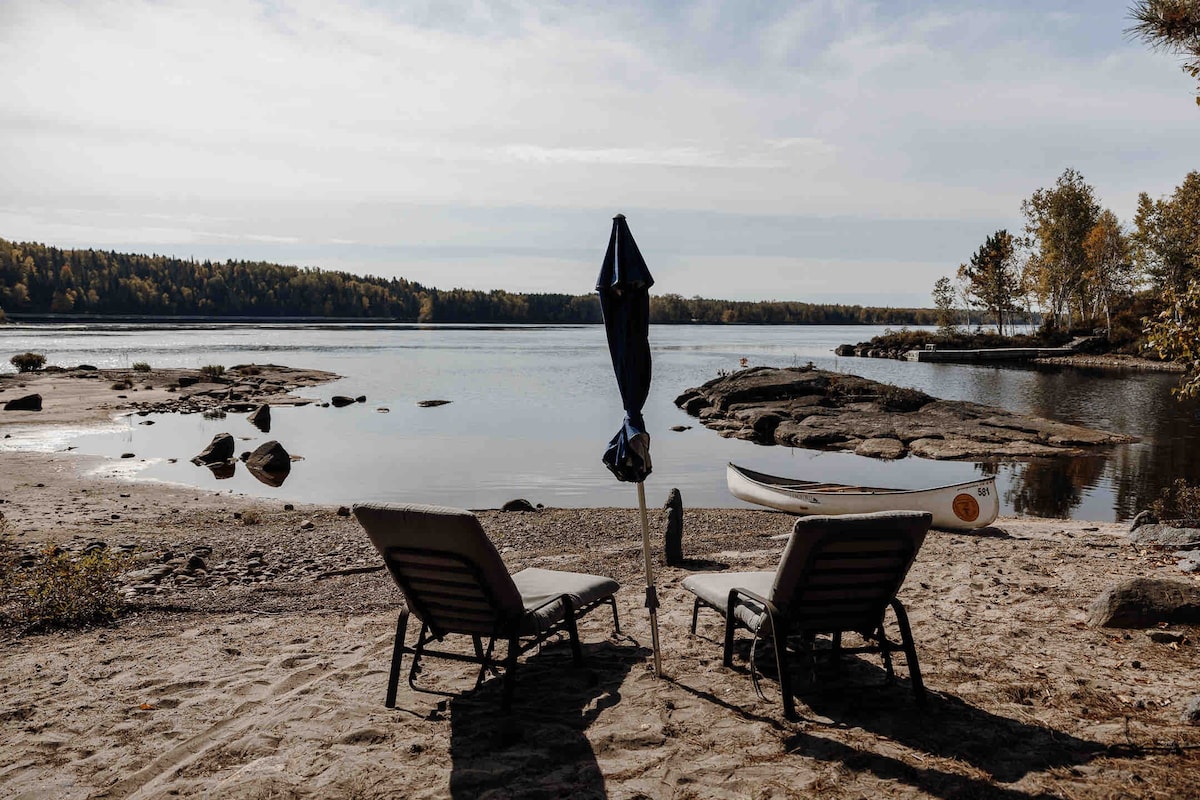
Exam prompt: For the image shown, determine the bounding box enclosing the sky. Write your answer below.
[1,0,1196,307]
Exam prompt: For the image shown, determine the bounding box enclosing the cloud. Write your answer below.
[0,0,1194,298]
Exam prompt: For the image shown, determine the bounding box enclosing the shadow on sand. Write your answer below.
[448,639,647,800]
[676,641,1109,800]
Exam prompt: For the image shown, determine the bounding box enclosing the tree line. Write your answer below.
[934,167,1200,394]
[0,238,940,326]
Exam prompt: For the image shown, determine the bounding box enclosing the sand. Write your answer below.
[1,369,1199,799]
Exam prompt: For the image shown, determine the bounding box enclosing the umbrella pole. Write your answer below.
[637,481,662,676]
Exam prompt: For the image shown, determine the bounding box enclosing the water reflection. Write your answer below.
[3,322,1198,521]
[204,461,236,480]
[247,463,288,487]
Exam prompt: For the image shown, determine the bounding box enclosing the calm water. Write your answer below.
[1,323,1197,521]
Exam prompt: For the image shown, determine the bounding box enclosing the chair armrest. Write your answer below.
[727,587,779,618]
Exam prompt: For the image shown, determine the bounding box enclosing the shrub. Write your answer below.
[241,508,263,526]
[131,361,151,372]
[8,544,131,630]
[199,364,226,380]
[10,352,46,373]
[1149,478,1200,521]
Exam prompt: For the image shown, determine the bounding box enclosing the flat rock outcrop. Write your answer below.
[1087,577,1200,628]
[674,366,1134,460]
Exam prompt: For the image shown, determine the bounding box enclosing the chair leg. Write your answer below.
[501,635,520,711]
[890,599,927,706]
[408,622,429,691]
[690,597,702,635]
[563,599,584,665]
[385,609,409,709]
[608,596,621,635]
[722,614,736,668]
[770,620,797,722]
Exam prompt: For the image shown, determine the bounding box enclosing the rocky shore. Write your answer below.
[675,365,1135,460]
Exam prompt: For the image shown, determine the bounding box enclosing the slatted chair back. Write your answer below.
[772,511,931,635]
[354,503,524,638]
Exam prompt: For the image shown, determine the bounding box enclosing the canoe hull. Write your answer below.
[727,463,999,531]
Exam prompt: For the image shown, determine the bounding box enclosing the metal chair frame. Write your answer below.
[381,545,620,711]
[689,530,926,720]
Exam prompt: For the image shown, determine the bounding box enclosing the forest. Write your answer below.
[0,237,940,326]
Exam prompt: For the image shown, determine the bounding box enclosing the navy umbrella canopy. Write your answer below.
[596,213,662,676]
[597,213,655,484]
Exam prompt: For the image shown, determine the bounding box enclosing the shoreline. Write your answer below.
[2,370,1198,798]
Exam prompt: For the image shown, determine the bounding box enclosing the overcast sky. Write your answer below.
[1,1,1196,306]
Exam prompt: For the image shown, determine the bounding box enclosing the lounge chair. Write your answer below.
[352,503,621,710]
[682,510,932,719]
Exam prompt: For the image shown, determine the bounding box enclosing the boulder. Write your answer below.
[331,396,356,407]
[418,399,451,408]
[855,437,906,459]
[1128,523,1200,551]
[3,394,42,411]
[1086,578,1200,629]
[245,440,291,473]
[834,344,856,357]
[247,404,271,432]
[501,499,536,512]
[191,433,235,465]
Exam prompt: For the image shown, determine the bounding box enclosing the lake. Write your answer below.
[1,322,1196,521]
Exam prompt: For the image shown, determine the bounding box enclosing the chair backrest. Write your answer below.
[771,511,932,634]
[352,503,524,638]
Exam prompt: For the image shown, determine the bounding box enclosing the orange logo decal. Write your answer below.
[952,493,980,522]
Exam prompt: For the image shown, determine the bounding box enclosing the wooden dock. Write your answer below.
[904,345,1077,363]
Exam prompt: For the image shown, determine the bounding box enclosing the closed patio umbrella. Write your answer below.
[596,213,661,676]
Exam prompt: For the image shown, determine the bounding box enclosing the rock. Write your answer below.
[331,396,356,407]
[247,404,271,432]
[854,437,906,459]
[1129,510,1156,531]
[1128,523,1200,550]
[284,503,295,511]
[1183,697,1200,725]
[1177,550,1200,573]
[501,499,536,512]
[669,425,691,432]
[377,407,390,413]
[185,554,207,572]
[336,506,351,517]
[121,453,135,459]
[76,364,97,371]
[191,433,235,466]
[675,366,1132,461]
[835,344,857,357]
[664,488,684,566]
[300,520,315,530]
[3,394,42,411]
[177,376,199,387]
[1086,578,1200,628]
[245,440,291,473]
[355,395,366,403]
[418,400,451,408]
[1148,630,1187,644]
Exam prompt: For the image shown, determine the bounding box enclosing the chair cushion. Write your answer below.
[682,571,775,633]
[512,567,619,635]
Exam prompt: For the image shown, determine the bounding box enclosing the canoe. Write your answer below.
[727,463,999,531]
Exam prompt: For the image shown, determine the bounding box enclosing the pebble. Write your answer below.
[300,520,315,530]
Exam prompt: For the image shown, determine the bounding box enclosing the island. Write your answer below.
[674,365,1135,460]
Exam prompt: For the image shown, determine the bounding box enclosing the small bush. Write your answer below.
[1149,478,1200,521]
[8,544,131,630]
[10,352,46,373]
[199,364,226,380]
[132,361,151,372]
[241,508,263,526]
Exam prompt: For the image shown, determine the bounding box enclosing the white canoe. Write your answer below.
[727,463,999,531]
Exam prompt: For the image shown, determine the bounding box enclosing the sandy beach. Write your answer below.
[2,368,1198,799]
